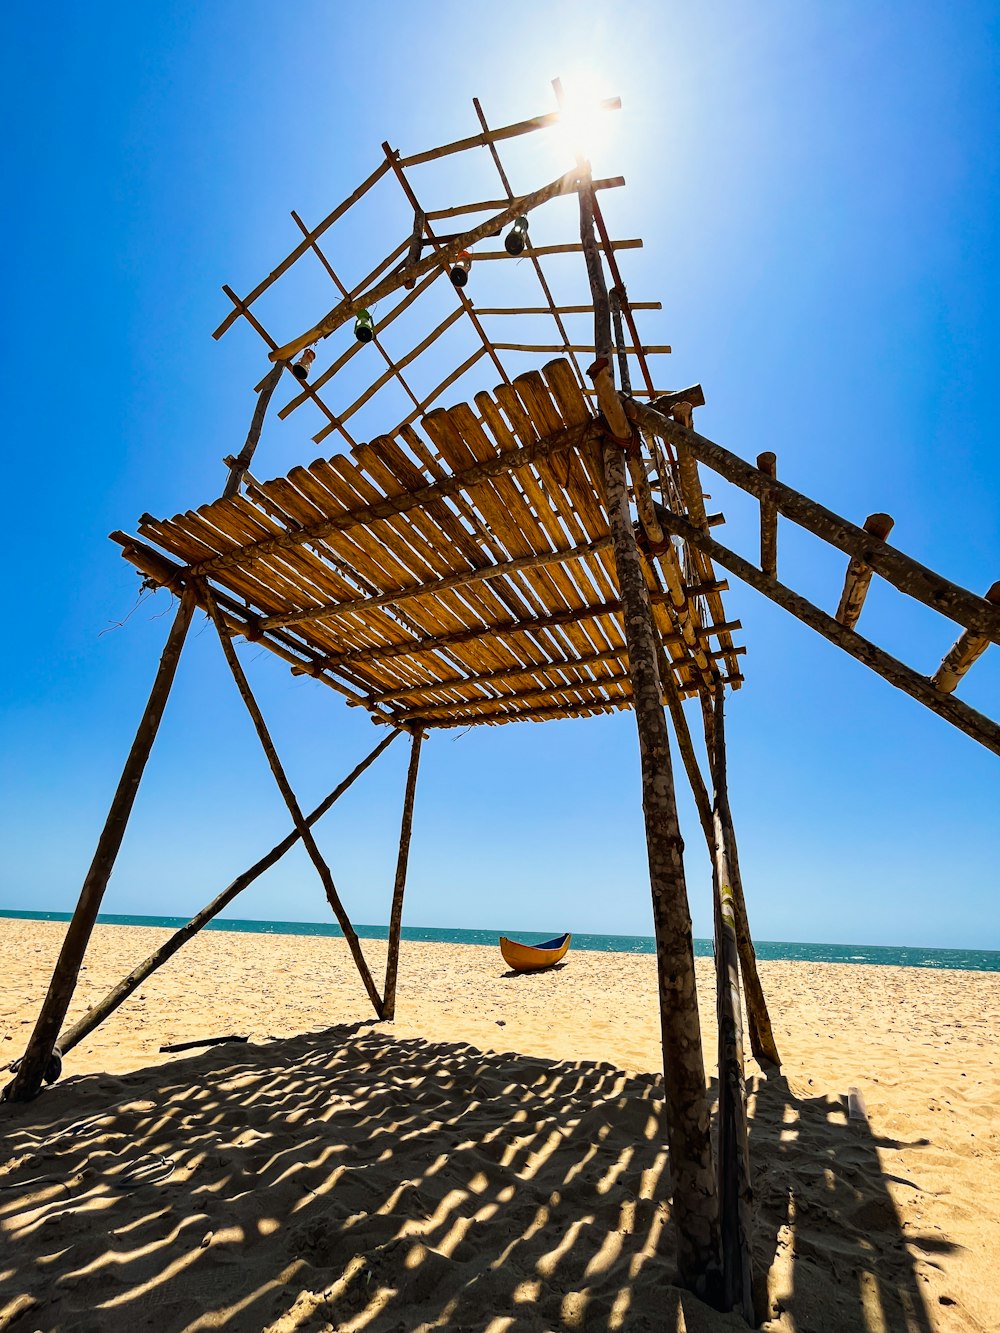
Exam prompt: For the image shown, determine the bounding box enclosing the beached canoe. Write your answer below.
[499,933,571,973]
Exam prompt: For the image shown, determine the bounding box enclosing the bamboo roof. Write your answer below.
[113,92,745,730]
[116,359,743,730]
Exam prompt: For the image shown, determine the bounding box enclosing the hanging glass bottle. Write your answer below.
[449,250,472,288]
[291,347,316,382]
[504,216,529,256]
[354,308,376,343]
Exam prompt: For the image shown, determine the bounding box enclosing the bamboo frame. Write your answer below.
[58,731,401,1056]
[14,92,996,1332]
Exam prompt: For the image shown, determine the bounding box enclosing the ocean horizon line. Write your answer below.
[3,908,998,973]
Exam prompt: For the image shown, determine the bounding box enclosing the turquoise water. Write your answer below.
[3,910,998,973]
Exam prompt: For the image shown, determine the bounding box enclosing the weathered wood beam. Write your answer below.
[657,509,1000,757]
[835,512,895,628]
[223,363,288,499]
[424,698,629,728]
[4,590,196,1102]
[261,535,614,631]
[626,398,1000,643]
[469,240,643,262]
[364,646,628,706]
[933,580,1000,693]
[475,301,661,315]
[425,175,625,220]
[493,341,669,354]
[269,169,590,363]
[202,588,385,1017]
[707,695,754,1322]
[604,436,721,1295]
[185,416,602,578]
[382,729,424,1020]
[700,693,781,1071]
[397,97,621,168]
[582,179,721,1296]
[58,732,401,1057]
[756,451,777,577]
[390,671,631,724]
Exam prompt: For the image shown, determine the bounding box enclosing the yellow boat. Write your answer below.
[499,933,571,973]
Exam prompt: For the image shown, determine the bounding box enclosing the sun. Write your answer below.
[552,71,619,169]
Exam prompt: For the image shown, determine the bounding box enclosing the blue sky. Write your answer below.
[1,2,998,948]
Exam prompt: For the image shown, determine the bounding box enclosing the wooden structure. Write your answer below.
[5,88,998,1322]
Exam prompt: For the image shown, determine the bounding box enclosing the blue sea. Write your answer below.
[2,910,998,973]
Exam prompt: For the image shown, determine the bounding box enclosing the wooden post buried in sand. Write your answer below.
[382,727,425,1020]
[58,731,401,1058]
[202,586,386,1019]
[698,692,781,1072]
[579,178,722,1299]
[705,685,756,1322]
[4,590,196,1102]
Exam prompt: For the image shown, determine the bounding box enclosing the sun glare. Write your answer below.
[552,72,618,169]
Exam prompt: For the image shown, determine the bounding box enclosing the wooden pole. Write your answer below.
[835,513,895,628]
[707,690,755,1321]
[653,509,1000,757]
[202,587,385,1017]
[604,435,722,1296]
[757,452,777,577]
[933,580,1000,693]
[58,731,401,1057]
[382,729,424,1020]
[580,180,720,1297]
[701,692,781,1072]
[222,362,287,499]
[4,590,196,1102]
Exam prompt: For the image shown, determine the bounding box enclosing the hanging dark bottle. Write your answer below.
[504,216,529,255]
[354,308,376,343]
[291,347,316,382]
[449,250,472,287]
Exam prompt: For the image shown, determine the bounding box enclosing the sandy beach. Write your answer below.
[1,919,997,1332]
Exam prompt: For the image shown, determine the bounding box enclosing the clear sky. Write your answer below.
[1,2,998,949]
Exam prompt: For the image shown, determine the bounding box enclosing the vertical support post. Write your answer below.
[223,361,287,499]
[708,687,755,1321]
[581,177,719,1296]
[757,452,777,577]
[701,691,781,1069]
[604,438,722,1294]
[202,587,385,1019]
[382,727,424,1020]
[4,589,196,1102]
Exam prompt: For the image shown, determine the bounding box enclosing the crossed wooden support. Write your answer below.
[3,595,424,1103]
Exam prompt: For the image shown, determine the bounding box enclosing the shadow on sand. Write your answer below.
[0,1027,936,1331]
